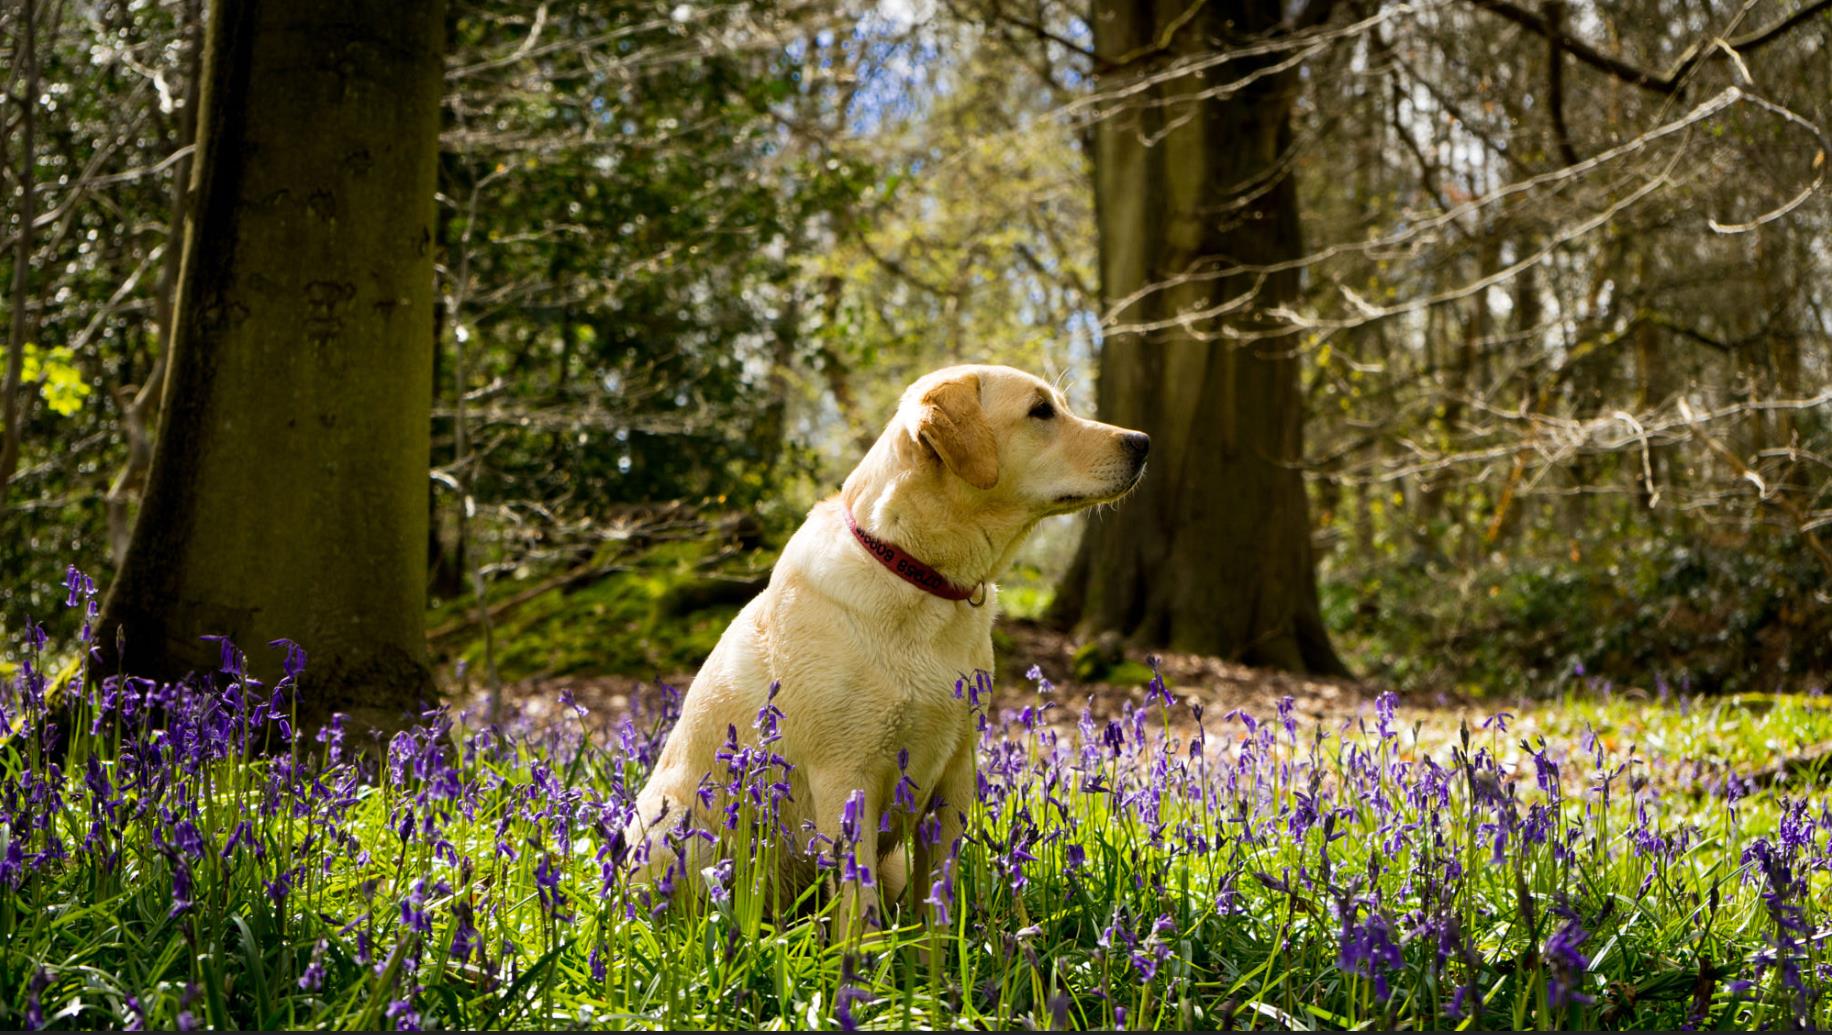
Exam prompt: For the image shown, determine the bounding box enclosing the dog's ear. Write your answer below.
[916,374,999,490]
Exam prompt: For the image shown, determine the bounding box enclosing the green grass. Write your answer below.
[1441,689,1832,792]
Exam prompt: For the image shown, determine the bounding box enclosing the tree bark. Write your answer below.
[100,0,447,731]
[1051,0,1348,675]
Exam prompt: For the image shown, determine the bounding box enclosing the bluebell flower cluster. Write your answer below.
[1,567,1828,1029]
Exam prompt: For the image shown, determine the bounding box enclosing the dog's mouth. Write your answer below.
[1052,463,1147,509]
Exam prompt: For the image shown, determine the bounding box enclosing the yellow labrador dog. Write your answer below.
[630,364,1147,930]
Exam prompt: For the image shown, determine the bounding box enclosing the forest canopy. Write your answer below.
[1,0,1828,697]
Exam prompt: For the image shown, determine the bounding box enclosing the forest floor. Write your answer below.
[460,618,1380,734]
[458,619,1832,797]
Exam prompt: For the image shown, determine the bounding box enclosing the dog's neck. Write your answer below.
[840,438,1036,591]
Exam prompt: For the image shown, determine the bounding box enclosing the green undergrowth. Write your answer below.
[1326,528,1832,698]
[427,529,1076,684]
[430,538,775,680]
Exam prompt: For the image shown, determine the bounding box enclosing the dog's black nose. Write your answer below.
[1123,432,1150,460]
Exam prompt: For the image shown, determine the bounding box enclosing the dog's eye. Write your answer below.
[1028,399,1055,420]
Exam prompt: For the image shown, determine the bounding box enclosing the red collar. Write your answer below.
[844,506,986,605]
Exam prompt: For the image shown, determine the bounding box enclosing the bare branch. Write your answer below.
[1543,0,1580,165]
[1463,0,1832,94]
[1678,397,1832,579]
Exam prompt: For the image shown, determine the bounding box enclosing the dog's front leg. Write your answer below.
[910,738,976,920]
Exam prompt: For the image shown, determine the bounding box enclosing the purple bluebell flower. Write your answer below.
[269,638,308,682]
[264,869,293,906]
[175,983,200,1031]
[450,895,481,963]
[1338,909,1402,1000]
[299,940,328,991]
[1544,919,1593,1007]
[835,984,875,1030]
[385,997,421,1031]
[926,857,956,926]
[893,750,919,813]
[1143,659,1172,708]
[840,789,865,845]
[24,969,47,1030]
[169,860,194,919]
[1374,691,1398,740]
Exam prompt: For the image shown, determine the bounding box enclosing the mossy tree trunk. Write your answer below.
[1052,0,1349,676]
[100,0,447,730]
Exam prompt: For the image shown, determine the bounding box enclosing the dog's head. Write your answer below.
[896,364,1148,514]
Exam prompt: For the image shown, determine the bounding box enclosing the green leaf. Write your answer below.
[21,343,91,417]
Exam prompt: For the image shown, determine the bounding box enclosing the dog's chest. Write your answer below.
[857,607,989,752]
[868,596,994,683]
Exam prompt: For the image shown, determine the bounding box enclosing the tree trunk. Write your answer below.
[1454,232,1499,566]
[100,0,447,732]
[1051,0,1348,675]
